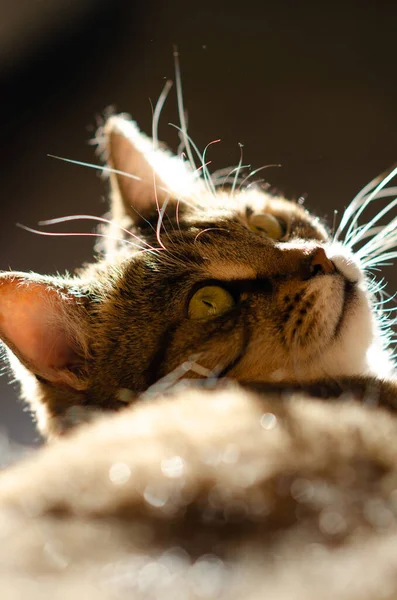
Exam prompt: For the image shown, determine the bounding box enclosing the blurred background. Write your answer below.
[0,0,396,448]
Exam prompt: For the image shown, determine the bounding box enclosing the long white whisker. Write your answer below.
[156,195,173,251]
[48,154,142,180]
[16,223,159,254]
[219,165,251,192]
[232,144,244,198]
[173,46,196,173]
[169,123,216,198]
[336,165,397,240]
[48,154,175,199]
[363,251,397,268]
[348,197,397,249]
[237,163,281,192]
[152,79,173,151]
[246,178,267,191]
[38,214,158,252]
[341,166,397,243]
[202,138,221,196]
[193,161,212,176]
[211,166,237,184]
[345,189,397,247]
[357,216,397,260]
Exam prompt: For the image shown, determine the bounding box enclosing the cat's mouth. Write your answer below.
[331,278,356,340]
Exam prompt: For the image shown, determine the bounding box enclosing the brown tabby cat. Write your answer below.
[0,106,397,598]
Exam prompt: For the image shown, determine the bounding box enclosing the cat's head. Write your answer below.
[0,116,393,437]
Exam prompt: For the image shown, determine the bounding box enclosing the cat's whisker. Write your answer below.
[48,154,176,200]
[194,227,230,243]
[150,175,168,252]
[164,212,179,238]
[369,283,397,307]
[177,135,187,159]
[187,360,218,379]
[218,165,251,192]
[347,225,384,245]
[152,79,173,151]
[168,123,216,198]
[125,203,160,238]
[344,188,397,250]
[202,138,221,196]
[335,191,372,242]
[141,353,210,399]
[150,83,184,254]
[346,196,397,250]
[370,186,397,199]
[231,143,245,199]
[211,166,238,185]
[37,214,159,253]
[376,303,397,312]
[331,210,339,240]
[363,251,397,269]
[48,154,138,181]
[245,178,267,192]
[237,163,282,193]
[175,197,182,235]
[360,245,397,267]
[173,45,197,175]
[336,165,397,240]
[211,164,255,189]
[366,274,387,291]
[16,224,160,255]
[357,220,397,263]
[361,210,397,245]
[340,167,397,244]
[155,194,173,251]
[194,161,212,176]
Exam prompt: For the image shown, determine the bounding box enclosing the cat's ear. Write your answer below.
[0,273,90,390]
[104,115,203,225]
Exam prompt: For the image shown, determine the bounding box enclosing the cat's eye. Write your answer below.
[249,213,286,240]
[188,285,236,320]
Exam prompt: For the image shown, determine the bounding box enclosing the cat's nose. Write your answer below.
[309,247,335,276]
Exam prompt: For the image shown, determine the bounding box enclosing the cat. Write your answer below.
[0,93,397,598]
[1,114,397,437]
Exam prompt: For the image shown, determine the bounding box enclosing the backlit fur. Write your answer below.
[0,107,397,598]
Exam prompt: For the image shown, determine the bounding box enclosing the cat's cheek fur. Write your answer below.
[318,283,379,378]
[324,244,394,379]
[163,320,245,379]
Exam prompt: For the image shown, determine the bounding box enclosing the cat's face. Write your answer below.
[0,116,393,436]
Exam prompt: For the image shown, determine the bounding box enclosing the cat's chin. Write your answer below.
[313,280,391,380]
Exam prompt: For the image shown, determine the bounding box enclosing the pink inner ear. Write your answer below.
[0,278,77,378]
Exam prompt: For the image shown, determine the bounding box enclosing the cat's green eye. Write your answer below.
[249,213,286,240]
[188,285,236,320]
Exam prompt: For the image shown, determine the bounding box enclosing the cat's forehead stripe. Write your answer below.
[205,261,257,280]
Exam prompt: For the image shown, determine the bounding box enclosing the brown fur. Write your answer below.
[0,114,397,597]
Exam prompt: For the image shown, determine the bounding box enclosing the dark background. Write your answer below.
[0,0,396,447]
